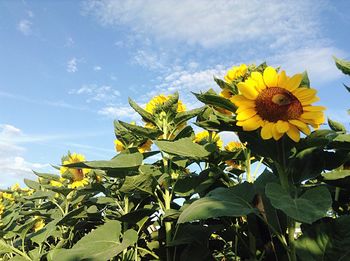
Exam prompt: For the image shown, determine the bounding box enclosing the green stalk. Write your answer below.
[164,188,172,261]
[276,140,296,261]
[245,149,252,183]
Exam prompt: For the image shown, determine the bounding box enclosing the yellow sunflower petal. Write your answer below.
[237,82,259,100]
[302,105,327,112]
[289,119,311,135]
[236,108,257,121]
[276,120,290,133]
[300,111,324,120]
[278,70,288,87]
[293,88,318,104]
[251,72,266,90]
[283,74,302,92]
[300,96,320,105]
[261,122,274,140]
[263,67,278,87]
[286,125,300,142]
[240,115,263,131]
[272,123,284,140]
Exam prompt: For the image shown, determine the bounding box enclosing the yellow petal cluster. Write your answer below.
[194,130,223,149]
[231,66,325,142]
[224,64,248,83]
[60,153,90,187]
[145,94,186,114]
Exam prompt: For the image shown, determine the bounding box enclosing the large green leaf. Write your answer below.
[65,152,143,170]
[120,173,157,195]
[174,107,205,126]
[296,216,350,260]
[23,179,41,190]
[328,118,347,133]
[155,138,211,159]
[321,170,350,188]
[330,134,350,149]
[194,92,237,112]
[265,183,332,224]
[128,97,156,124]
[48,221,137,261]
[178,182,256,223]
[117,120,162,139]
[334,56,350,76]
[30,219,59,244]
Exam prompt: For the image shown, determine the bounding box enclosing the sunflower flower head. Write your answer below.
[224,64,248,83]
[231,66,325,142]
[10,183,20,191]
[2,192,14,201]
[60,153,90,188]
[0,203,4,216]
[194,130,223,149]
[33,217,45,232]
[145,94,186,114]
[225,141,245,152]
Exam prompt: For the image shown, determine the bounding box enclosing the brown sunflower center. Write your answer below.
[255,87,303,122]
[72,169,84,181]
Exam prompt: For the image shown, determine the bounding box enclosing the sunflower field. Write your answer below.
[1,58,350,261]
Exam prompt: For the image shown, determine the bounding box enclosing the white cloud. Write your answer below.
[67,57,78,73]
[132,50,166,70]
[93,65,102,71]
[84,0,324,49]
[270,47,345,85]
[70,84,120,103]
[0,124,49,189]
[65,37,75,47]
[98,106,138,120]
[17,19,32,35]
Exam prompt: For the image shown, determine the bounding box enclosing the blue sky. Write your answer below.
[1,0,350,188]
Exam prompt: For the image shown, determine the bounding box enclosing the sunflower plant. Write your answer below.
[1,59,350,261]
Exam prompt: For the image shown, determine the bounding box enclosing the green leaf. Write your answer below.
[265,183,332,224]
[194,92,237,112]
[24,190,56,200]
[344,83,350,93]
[334,56,350,76]
[128,97,156,124]
[33,171,61,181]
[321,170,350,188]
[330,134,350,149]
[118,120,162,139]
[155,138,211,159]
[174,107,204,126]
[296,216,350,261]
[178,182,256,223]
[48,221,137,261]
[65,152,143,170]
[119,208,156,224]
[213,77,238,95]
[120,173,157,195]
[30,219,59,244]
[328,118,347,133]
[23,179,41,190]
[300,71,310,88]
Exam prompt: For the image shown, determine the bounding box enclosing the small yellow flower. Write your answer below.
[194,130,223,149]
[10,183,20,191]
[50,180,63,187]
[68,178,89,189]
[60,153,90,182]
[145,94,186,114]
[231,66,326,142]
[0,203,4,215]
[138,139,153,153]
[114,139,125,152]
[224,64,248,83]
[2,192,14,201]
[33,217,45,232]
[225,141,245,151]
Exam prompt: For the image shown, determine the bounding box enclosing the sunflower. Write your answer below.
[194,130,223,149]
[33,217,45,232]
[114,139,152,153]
[231,66,325,142]
[145,94,186,114]
[225,141,245,169]
[224,64,248,83]
[0,203,4,215]
[10,183,20,191]
[60,153,90,189]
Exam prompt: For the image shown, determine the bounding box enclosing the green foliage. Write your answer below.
[2,60,350,261]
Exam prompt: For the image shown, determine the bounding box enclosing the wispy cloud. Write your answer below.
[98,105,138,120]
[69,84,120,103]
[17,19,32,35]
[67,57,78,73]
[0,124,50,188]
[132,50,166,70]
[84,0,324,49]
[93,65,102,71]
[65,37,75,47]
